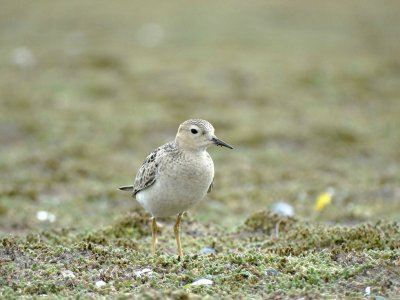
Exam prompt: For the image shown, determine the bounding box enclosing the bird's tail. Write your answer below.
[119,185,134,192]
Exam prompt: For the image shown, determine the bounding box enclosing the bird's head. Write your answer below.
[175,119,233,151]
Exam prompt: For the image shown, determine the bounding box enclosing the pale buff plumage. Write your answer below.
[119,119,233,257]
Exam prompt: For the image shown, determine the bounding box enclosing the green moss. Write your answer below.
[244,210,297,234]
[1,0,400,298]
[0,211,398,298]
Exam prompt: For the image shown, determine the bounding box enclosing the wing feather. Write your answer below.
[132,142,176,195]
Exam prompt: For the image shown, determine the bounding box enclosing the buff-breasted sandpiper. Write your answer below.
[119,119,233,257]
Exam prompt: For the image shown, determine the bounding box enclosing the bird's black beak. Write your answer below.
[212,136,234,149]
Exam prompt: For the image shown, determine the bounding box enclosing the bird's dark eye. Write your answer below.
[191,129,198,134]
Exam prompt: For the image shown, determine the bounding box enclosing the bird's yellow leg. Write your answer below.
[174,212,184,258]
[151,217,157,256]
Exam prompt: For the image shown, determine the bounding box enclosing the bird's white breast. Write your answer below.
[136,151,214,217]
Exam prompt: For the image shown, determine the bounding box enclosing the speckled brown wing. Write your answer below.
[132,150,159,195]
[132,142,176,196]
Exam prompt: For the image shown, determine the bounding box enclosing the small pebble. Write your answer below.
[134,268,153,278]
[265,268,279,276]
[11,47,36,68]
[271,202,294,217]
[191,278,213,286]
[199,247,216,255]
[95,280,106,288]
[61,270,75,279]
[36,211,56,223]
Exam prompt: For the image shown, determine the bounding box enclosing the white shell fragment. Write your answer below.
[364,286,371,296]
[199,247,216,255]
[134,268,153,278]
[271,202,294,217]
[36,211,56,223]
[11,47,36,68]
[191,278,213,286]
[61,270,76,279]
[95,280,106,288]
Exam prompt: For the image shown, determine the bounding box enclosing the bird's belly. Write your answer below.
[136,164,213,217]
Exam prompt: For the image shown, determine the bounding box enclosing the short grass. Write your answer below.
[1,0,399,298]
[1,211,399,298]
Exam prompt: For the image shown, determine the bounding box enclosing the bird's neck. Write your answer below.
[175,141,207,155]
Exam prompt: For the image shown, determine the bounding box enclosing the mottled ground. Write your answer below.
[0,1,399,298]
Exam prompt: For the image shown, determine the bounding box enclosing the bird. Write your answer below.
[119,119,233,257]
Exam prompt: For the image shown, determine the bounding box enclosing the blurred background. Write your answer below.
[1,0,399,234]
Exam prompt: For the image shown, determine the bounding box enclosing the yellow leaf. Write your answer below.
[314,190,334,212]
